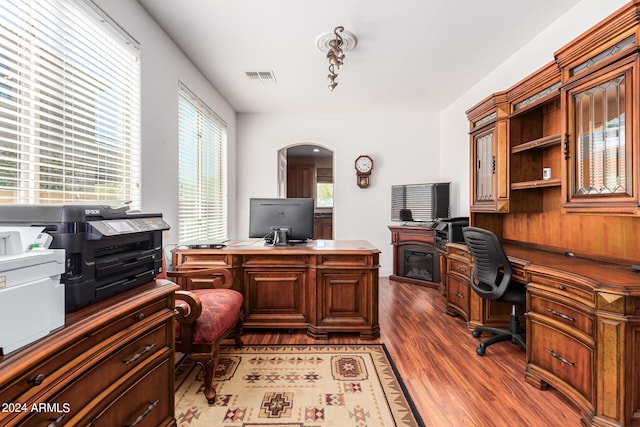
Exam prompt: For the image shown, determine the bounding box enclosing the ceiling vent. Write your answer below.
[244,70,277,83]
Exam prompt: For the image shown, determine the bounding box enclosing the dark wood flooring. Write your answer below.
[240,277,583,427]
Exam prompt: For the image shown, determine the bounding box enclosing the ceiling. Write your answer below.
[137,0,582,115]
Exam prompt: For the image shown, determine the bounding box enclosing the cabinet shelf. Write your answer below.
[511,178,561,190]
[511,133,562,154]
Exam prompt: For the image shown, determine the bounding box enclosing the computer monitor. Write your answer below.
[249,198,314,245]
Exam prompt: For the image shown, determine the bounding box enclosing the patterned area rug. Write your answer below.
[174,344,425,427]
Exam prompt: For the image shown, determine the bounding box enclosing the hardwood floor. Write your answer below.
[240,277,583,427]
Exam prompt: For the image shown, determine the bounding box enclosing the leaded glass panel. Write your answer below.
[475,132,493,201]
[573,75,627,196]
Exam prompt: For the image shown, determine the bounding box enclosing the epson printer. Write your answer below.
[0,204,170,312]
[0,229,65,355]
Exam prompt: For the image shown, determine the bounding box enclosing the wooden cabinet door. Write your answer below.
[243,268,309,328]
[317,270,369,324]
[467,92,510,213]
[563,56,638,214]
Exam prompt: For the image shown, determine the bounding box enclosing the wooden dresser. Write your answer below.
[0,280,178,427]
[171,240,380,340]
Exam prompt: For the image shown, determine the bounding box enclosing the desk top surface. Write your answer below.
[450,241,640,293]
[177,239,381,254]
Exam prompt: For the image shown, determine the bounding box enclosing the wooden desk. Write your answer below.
[446,242,640,427]
[0,280,178,427]
[171,240,380,339]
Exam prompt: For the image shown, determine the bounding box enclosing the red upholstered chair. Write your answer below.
[168,268,243,404]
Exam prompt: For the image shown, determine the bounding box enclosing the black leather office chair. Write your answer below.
[462,226,526,356]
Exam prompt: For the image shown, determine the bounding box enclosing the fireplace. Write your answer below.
[398,244,439,283]
[389,225,441,289]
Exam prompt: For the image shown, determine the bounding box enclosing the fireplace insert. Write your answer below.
[398,243,439,284]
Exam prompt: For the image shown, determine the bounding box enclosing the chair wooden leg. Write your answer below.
[194,348,219,404]
[234,315,244,347]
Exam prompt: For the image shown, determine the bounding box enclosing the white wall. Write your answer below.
[96,0,628,277]
[94,0,237,248]
[237,112,440,275]
[439,0,629,215]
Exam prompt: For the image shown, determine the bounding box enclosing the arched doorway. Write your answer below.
[277,144,334,239]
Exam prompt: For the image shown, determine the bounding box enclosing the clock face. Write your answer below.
[355,156,373,173]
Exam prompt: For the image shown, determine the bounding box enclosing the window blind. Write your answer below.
[0,0,141,206]
[178,82,227,243]
[391,182,450,222]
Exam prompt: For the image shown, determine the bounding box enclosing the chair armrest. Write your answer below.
[167,268,233,289]
[174,290,202,324]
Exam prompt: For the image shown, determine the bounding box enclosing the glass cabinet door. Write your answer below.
[474,130,494,203]
[573,75,628,195]
[565,62,635,212]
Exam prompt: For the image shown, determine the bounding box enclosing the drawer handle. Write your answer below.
[126,400,159,427]
[28,373,46,386]
[47,414,65,427]
[135,313,145,321]
[456,267,467,273]
[454,292,464,299]
[123,343,156,365]
[558,285,566,291]
[546,349,575,366]
[546,308,575,322]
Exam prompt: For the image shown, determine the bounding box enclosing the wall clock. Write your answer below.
[355,155,374,188]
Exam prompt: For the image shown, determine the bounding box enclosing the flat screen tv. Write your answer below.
[249,198,314,245]
[391,182,450,222]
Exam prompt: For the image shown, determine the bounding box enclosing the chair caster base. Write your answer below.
[476,345,486,356]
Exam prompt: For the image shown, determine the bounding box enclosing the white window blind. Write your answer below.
[0,0,141,206]
[178,82,227,242]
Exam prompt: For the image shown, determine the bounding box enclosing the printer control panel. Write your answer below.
[87,217,170,238]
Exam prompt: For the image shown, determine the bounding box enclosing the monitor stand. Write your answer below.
[272,227,289,246]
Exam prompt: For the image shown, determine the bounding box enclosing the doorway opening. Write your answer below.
[277,144,334,240]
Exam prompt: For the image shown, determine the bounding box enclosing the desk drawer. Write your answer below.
[77,351,173,426]
[529,291,594,336]
[528,272,594,308]
[17,323,169,426]
[446,244,469,260]
[446,273,470,318]
[448,259,470,278]
[0,299,168,409]
[243,255,307,267]
[528,318,594,405]
[318,254,371,267]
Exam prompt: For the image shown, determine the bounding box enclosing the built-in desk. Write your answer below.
[171,240,380,339]
[446,242,640,427]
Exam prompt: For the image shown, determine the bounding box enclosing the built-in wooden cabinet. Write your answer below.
[459,3,640,426]
[466,91,510,213]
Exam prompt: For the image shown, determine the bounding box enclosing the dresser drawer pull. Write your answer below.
[546,349,575,366]
[454,292,464,299]
[558,285,566,291]
[456,267,467,273]
[135,313,145,321]
[123,343,156,365]
[546,308,575,322]
[47,414,65,427]
[28,373,45,386]
[126,399,159,427]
